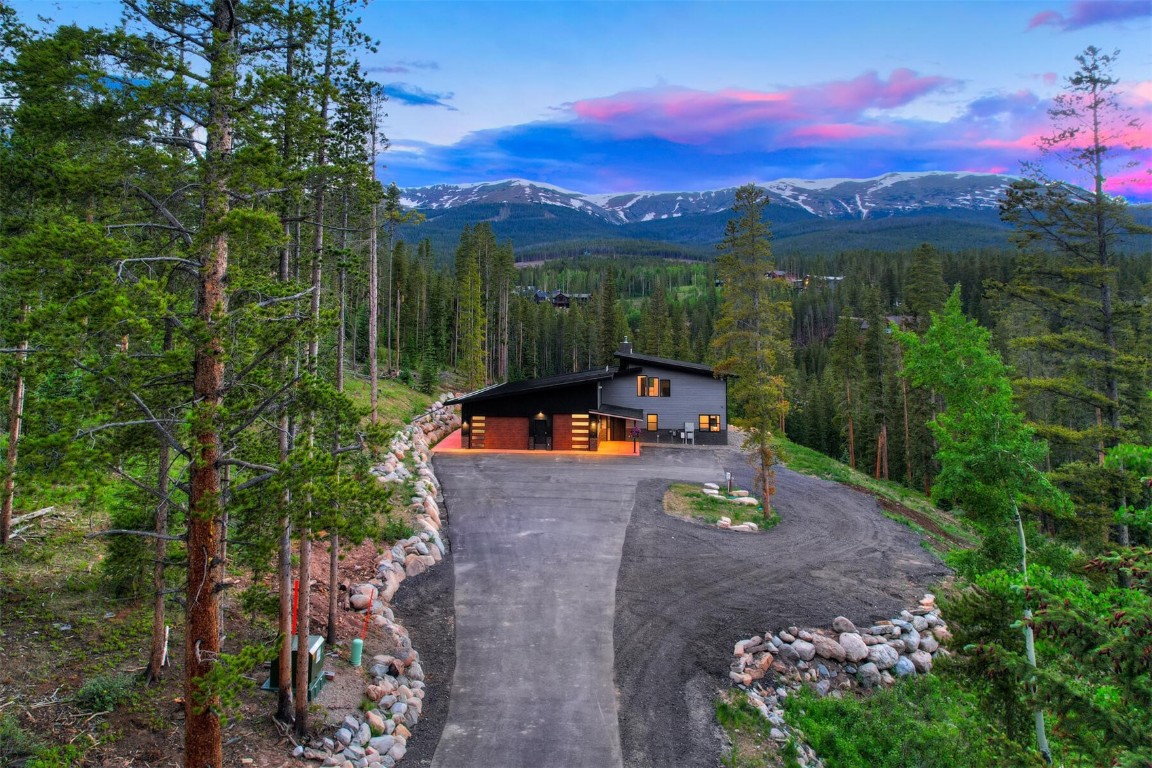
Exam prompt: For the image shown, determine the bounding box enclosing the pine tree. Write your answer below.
[711,185,792,515]
[997,46,1151,549]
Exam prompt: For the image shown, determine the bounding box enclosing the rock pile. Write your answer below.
[700,482,762,530]
[293,398,458,766]
[727,594,950,768]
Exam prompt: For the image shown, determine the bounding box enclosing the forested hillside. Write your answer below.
[1,4,1150,764]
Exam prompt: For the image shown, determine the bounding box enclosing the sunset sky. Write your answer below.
[12,0,1152,198]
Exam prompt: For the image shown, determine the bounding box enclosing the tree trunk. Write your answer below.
[845,381,855,471]
[367,159,379,422]
[276,415,293,723]
[1015,506,1053,765]
[0,313,28,546]
[901,378,912,485]
[296,0,335,736]
[145,322,174,683]
[293,532,311,737]
[184,3,235,765]
[327,534,339,646]
[144,441,170,683]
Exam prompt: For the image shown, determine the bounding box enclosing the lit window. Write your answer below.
[636,376,647,397]
[646,377,661,397]
[699,414,721,432]
[646,414,658,431]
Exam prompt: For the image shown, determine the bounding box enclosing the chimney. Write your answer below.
[618,336,632,355]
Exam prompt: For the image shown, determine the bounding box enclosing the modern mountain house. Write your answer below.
[446,340,728,451]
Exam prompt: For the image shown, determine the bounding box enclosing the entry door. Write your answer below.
[610,418,627,441]
[531,415,551,449]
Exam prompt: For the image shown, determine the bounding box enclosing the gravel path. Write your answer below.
[614,449,950,768]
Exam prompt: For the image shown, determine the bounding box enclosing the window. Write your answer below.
[646,414,658,431]
[698,414,721,432]
[636,376,670,397]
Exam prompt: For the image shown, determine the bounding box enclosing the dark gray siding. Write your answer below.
[600,364,726,441]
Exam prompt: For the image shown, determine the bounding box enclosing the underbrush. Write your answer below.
[342,376,435,430]
[715,691,799,768]
[782,675,1041,768]
[664,483,777,529]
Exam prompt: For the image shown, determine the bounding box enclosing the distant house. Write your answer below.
[528,288,593,309]
[446,339,728,451]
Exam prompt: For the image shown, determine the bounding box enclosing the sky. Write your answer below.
[11,0,1152,199]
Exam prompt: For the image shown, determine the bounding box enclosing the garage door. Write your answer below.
[474,416,528,450]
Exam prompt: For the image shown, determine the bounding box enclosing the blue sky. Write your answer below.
[12,0,1152,198]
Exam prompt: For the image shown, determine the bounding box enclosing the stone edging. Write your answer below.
[727,594,951,767]
[291,398,460,768]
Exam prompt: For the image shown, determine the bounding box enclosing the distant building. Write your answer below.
[528,288,592,308]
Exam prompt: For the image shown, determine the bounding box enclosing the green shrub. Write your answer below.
[0,713,41,764]
[26,743,87,768]
[75,672,137,713]
[782,676,1039,768]
[239,584,280,620]
[100,485,155,598]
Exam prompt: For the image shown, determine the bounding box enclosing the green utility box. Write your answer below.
[263,634,325,701]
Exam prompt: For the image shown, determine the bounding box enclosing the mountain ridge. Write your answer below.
[396,172,1150,260]
[400,171,1016,225]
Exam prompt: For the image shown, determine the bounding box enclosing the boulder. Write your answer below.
[404,555,428,579]
[366,710,387,735]
[919,634,939,654]
[856,662,882,688]
[832,616,857,634]
[867,643,899,670]
[790,640,816,661]
[811,635,846,662]
[838,632,869,662]
[894,657,916,677]
[910,650,934,673]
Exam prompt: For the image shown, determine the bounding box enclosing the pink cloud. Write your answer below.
[1106,168,1152,197]
[569,69,956,146]
[811,69,956,112]
[1028,9,1064,29]
[1028,0,1152,30]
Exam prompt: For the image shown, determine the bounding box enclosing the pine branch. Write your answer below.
[87,529,186,541]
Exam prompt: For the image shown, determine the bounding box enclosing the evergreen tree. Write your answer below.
[711,185,791,515]
[997,46,1151,550]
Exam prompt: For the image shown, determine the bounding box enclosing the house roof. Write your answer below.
[445,367,616,405]
[614,351,718,377]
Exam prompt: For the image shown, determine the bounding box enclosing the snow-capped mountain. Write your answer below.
[401,172,1016,224]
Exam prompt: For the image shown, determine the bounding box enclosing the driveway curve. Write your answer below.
[430,448,723,768]
[614,450,951,767]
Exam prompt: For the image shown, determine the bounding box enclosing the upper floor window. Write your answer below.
[636,376,671,397]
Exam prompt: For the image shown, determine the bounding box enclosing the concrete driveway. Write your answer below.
[430,448,723,768]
